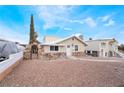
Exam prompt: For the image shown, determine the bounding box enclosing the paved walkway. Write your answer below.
[69,56,124,62]
[0,57,124,87]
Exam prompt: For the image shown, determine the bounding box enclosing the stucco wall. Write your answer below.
[57,37,85,52]
[44,36,60,43]
[85,41,100,51]
[108,42,118,52]
[43,45,65,53]
[86,40,118,57]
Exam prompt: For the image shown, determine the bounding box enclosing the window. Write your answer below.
[75,45,78,51]
[87,50,91,54]
[101,49,103,52]
[105,52,107,56]
[55,46,58,51]
[67,45,70,48]
[50,46,54,51]
[92,51,98,57]
[50,46,59,51]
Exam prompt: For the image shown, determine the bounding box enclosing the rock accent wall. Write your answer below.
[72,52,86,57]
[42,52,66,60]
[23,44,43,60]
[23,46,30,60]
[38,45,44,55]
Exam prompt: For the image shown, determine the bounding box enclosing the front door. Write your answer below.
[66,45,72,56]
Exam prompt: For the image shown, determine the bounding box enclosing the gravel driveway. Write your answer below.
[0,58,124,87]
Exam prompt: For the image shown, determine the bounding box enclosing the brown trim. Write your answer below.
[86,38,118,43]
[74,37,87,46]
[57,36,87,46]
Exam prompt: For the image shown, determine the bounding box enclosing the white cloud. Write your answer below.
[100,15,111,22]
[0,22,28,44]
[104,19,115,27]
[98,14,115,27]
[119,31,124,34]
[36,6,74,29]
[84,17,97,28]
[35,6,97,29]
[69,19,84,24]
[63,27,72,31]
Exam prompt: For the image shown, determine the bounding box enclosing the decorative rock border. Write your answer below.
[72,52,86,57]
[42,52,66,60]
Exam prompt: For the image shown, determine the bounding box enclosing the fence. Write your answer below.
[0,52,23,81]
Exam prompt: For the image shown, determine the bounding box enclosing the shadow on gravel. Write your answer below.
[118,84,124,87]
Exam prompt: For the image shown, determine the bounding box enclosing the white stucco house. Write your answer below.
[85,38,119,57]
[41,34,87,56]
[41,33,123,58]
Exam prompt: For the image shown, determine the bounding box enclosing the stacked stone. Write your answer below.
[23,46,31,60]
[72,52,87,57]
[42,52,66,60]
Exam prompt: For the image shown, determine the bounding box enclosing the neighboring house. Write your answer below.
[43,36,60,43]
[42,34,87,56]
[85,38,118,57]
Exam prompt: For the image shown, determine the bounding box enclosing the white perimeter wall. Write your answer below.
[0,52,23,73]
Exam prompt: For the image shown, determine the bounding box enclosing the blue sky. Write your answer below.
[0,5,124,44]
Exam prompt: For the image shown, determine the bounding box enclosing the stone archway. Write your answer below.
[30,43,39,59]
[31,44,38,54]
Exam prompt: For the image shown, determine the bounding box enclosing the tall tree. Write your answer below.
[29,14,35,44]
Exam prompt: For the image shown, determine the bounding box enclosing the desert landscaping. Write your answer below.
[1,6,124,87]
[0,57,124,87]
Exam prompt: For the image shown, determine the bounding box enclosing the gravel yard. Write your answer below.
[0,58,124,87]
